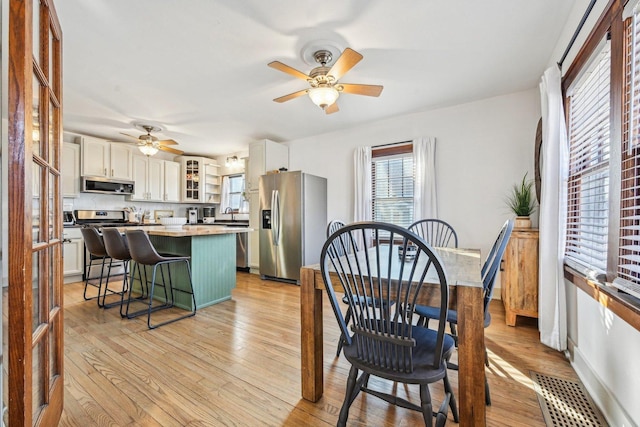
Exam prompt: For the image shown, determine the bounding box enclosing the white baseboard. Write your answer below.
[567,337,637,427]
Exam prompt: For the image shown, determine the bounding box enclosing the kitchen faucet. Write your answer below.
[225,206,235,221]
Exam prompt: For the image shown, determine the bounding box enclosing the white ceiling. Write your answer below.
[56,0,576,157]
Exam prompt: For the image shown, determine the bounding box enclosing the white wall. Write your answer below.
[287,88,540,277]
[549,1,640,425]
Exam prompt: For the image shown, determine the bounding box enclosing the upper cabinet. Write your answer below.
[61,142,80,198]
[247,139,288,192]
[130,154,181,202]
[175,156,220,203]
[164,160,181,203]
[80,136,133,180]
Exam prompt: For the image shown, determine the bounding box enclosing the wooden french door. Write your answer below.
[7,0,64,425]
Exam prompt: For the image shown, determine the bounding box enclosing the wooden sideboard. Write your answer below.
[501,228,539,326]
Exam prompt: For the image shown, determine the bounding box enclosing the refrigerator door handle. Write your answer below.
[270,190,276,245]
[273,189,280,245]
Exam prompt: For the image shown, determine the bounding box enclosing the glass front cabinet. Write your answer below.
[176,156,220,203]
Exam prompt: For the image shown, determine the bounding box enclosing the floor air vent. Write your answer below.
[530,371,608,427]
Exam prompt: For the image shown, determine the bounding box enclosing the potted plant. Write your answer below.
[506,173,536,228]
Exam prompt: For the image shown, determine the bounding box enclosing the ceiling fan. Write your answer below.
[120,124,184,156]
[268,48,383,114]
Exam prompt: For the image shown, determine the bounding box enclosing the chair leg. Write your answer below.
[484,343,491,405]
[338,365,359,427]
[443,370,459,422]
[419,384,434,427]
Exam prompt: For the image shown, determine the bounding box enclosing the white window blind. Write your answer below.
[371,152,414,228]
[619,15,640,283]
[566,39,611,274]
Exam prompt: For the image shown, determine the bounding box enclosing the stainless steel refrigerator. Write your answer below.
[259,171,327,283]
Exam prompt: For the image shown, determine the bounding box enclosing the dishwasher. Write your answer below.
[233,226,249,271]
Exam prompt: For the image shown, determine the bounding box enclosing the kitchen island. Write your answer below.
[117,225,251,310]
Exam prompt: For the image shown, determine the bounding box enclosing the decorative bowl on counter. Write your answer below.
[160,217,187,229]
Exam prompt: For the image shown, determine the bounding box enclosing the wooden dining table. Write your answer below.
[300,246,487,426]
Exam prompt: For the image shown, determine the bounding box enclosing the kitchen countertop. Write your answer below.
[114,224,252,237]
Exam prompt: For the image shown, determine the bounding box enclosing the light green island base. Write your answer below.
[122,225,249,310]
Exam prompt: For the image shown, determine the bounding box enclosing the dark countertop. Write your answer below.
[200,220,249,226]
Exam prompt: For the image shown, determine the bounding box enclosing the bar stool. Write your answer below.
[124,229,197,329]
[80,227,122,308]
[101,228,144,313]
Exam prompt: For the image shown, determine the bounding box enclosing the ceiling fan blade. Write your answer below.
[159,146,184,155]
[273,89,309,103]
[120,132,141,141]
[328,48,363,81]
[325,102,339,115]
[268,61,310,81]
[339,83,383,97]
[157,139,178,146]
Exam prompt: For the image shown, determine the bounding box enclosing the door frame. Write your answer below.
[6,0,64,425]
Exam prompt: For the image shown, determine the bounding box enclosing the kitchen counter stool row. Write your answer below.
[81,226,196,329]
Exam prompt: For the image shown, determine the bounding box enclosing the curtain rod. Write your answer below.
[372,140,412,148]
[558,0,598,67]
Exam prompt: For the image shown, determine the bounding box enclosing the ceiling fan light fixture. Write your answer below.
[308,86,339,110]
[139,144,159,156]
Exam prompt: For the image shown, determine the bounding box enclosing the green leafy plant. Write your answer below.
[506,173,536,216]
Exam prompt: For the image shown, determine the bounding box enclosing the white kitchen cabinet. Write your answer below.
[148,158,165,201]
[62,142,80,197]
[164,160,181,202]
[247,139,288,191]
[80,136,133,180]
[129,155,180,202]
[130,155,150,201]
[175,156,220,203]
[248,190,260,272]
[111,143,134,180]
[63,227,83,284]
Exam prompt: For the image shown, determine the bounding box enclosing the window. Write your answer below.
[619,12,640,283]
[371,143,414,228]
[565,39,611,274]
[223,174,247,213]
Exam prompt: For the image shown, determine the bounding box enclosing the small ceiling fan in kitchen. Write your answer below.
[119,123,184,156]
[268,47,383,114]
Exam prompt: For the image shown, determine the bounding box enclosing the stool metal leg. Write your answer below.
[84,255,108,303]
[101,258,129,309]
[147,259,197,329]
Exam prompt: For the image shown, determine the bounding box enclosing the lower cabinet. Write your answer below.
[63,227,84,284]
[501,228,539,326]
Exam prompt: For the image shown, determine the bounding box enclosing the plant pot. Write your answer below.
[515,216,531,229]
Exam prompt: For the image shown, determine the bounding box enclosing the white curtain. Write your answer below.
[412,137,437,220]
[219,176,231,213]
[353,146,372,222]
[538,65,568,351]
[353,146,372,248]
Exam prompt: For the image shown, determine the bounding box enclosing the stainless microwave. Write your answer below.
[81,176,135,195]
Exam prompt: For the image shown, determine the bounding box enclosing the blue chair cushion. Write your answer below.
[415,304,491,329]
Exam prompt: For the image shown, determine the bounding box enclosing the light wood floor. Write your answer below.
[60,272,577,426]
